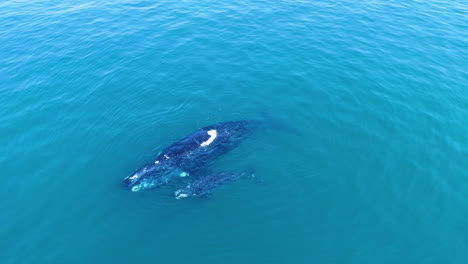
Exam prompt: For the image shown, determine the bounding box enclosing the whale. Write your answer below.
[123,120,262,192]
[174,171,253,199]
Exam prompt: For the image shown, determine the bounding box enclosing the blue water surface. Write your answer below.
[1,0,467,263]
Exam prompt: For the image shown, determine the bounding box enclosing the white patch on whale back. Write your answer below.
[200,129,217,147]
[129,174,138,180]
[154,160,159,164]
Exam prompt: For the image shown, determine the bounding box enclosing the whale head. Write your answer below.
[123,161,181,192]
[174,187,193,199]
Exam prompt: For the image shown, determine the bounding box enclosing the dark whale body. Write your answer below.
[123,120,261,192]
[174,171,251,199]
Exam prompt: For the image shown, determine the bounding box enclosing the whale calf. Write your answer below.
[174,171,252,199]
[123,120,262,192]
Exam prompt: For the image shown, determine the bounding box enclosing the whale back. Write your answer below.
[159,120,260,172]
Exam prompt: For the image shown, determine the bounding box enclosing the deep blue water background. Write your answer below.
[1,0,467,263]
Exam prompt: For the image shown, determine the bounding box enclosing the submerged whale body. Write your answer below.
[123,120,261,192]
[174,171,252,199]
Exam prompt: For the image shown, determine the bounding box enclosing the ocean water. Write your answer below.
[1,0,467,263]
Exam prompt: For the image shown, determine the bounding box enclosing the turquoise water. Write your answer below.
[1,0,467,263]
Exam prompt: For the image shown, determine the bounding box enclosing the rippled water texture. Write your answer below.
[1,0,467,263]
